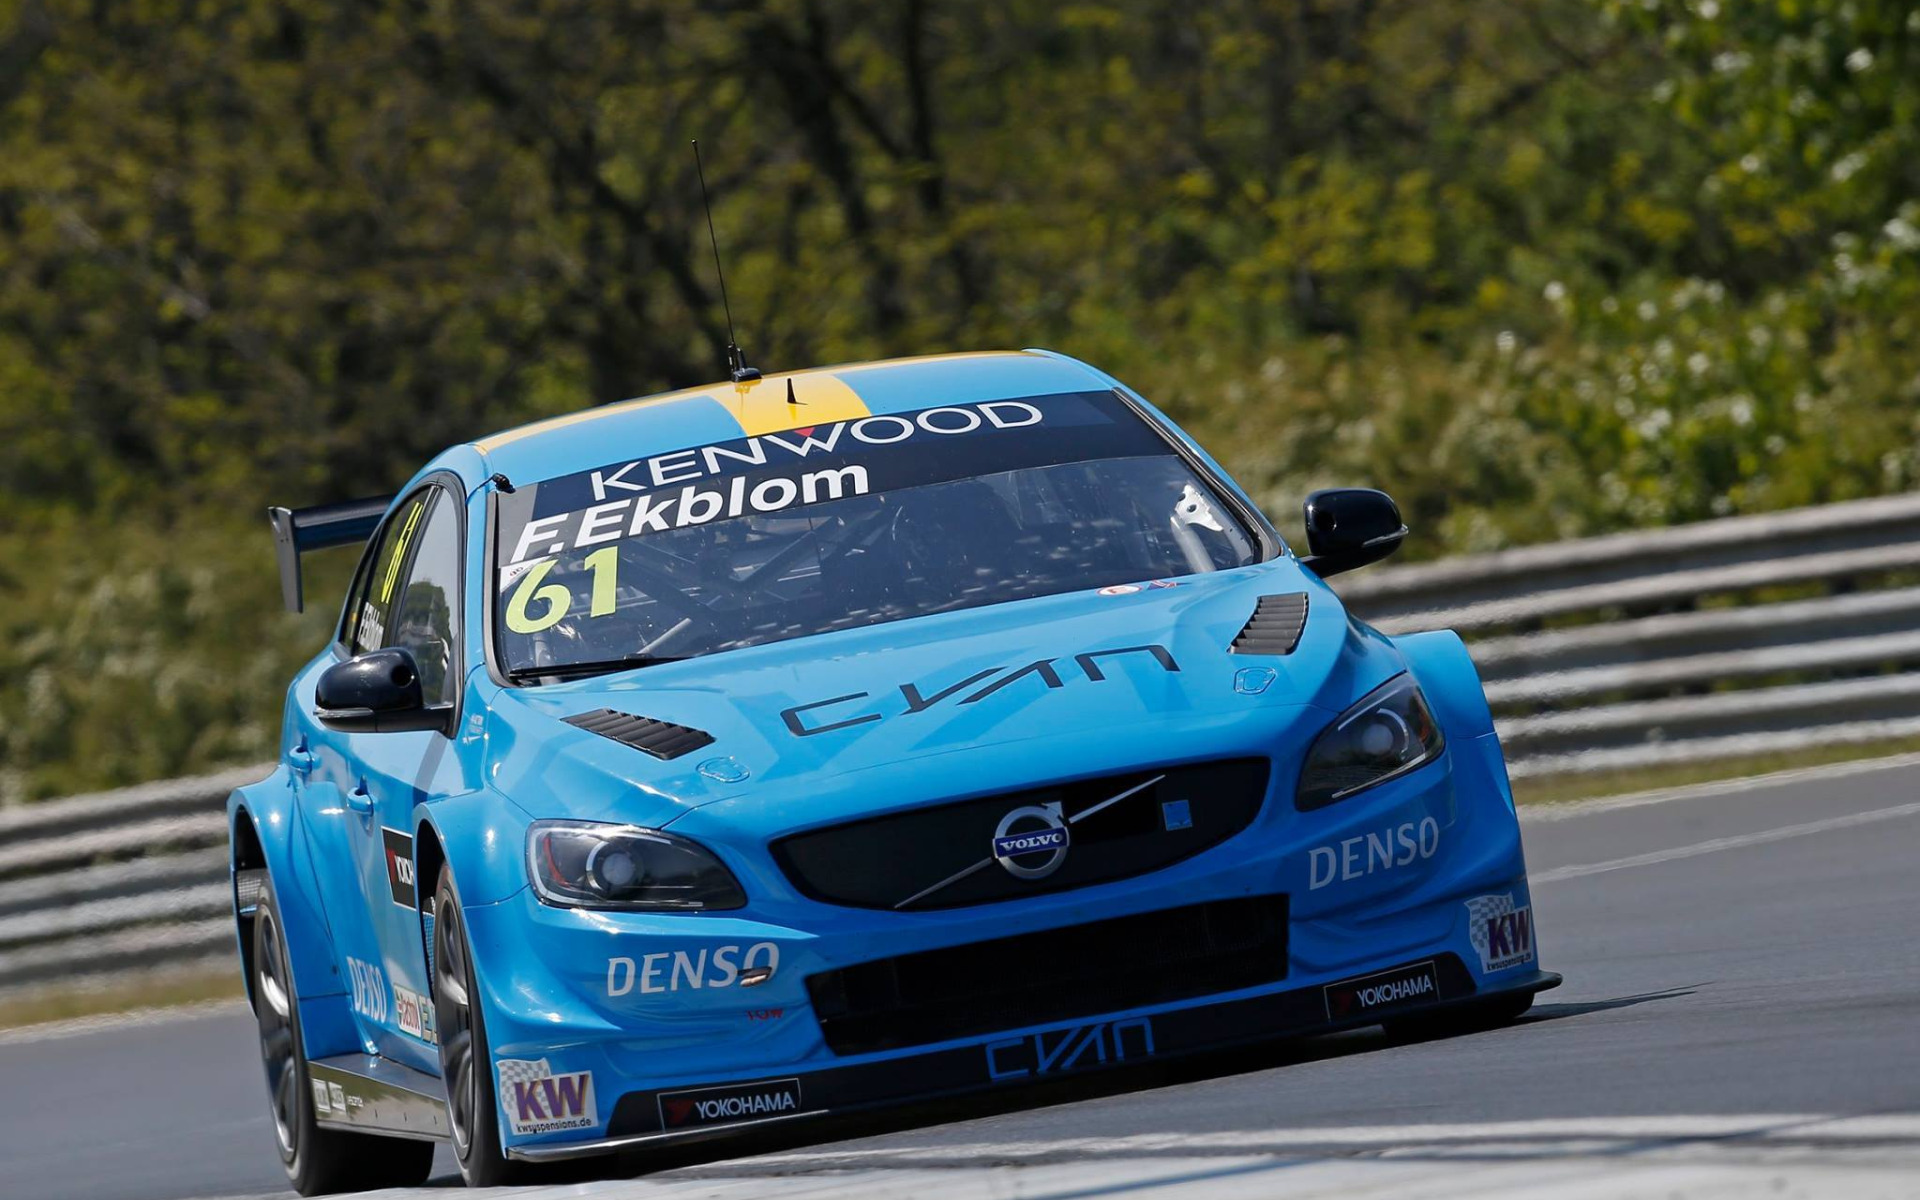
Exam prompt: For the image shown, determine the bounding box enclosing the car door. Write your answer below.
[296,488,433,1055]
[340,483,469,1069]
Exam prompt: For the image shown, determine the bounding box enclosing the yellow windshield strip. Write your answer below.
[723,373,869,436]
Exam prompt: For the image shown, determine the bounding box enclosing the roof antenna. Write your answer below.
[692,139,761,383]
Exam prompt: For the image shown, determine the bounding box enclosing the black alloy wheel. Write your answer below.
[251,873,435,1195]
[432,866,524,1187]
[255,901,302,1162]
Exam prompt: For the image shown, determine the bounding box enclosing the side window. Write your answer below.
[336,536,377,650]
[384,490,463,706]
[348,491,432,656]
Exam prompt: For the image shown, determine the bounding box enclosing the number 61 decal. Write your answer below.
[506,546,618,634]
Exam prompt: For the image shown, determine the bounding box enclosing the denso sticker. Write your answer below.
[345,956,387,1022]
[606,942,778,996]
[497,1059,596,1137]
[1307,817,1439,890]
[1467,893,1535,973]
[394,984,436,1045]
[657,1077,802,1130]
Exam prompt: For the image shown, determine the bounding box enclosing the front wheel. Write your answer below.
[252,874,435,1195]
[432,866,526,1188]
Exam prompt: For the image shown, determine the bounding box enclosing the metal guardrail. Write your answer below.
[0,768,261,999]
[5,492,1919,996]
[1337,490,1920,778]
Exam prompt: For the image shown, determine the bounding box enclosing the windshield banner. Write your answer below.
[498,390,1157,567]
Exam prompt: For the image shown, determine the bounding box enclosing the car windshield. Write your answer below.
[492,389,1263,678]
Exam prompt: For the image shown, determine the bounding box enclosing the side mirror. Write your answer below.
[315,647,453,734]
[1300,488,1408,578]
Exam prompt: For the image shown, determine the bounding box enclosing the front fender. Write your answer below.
[228,771,349,1018]
[1395,628,1516,816]
[419,788,535,908]
[1395,629,1496,739]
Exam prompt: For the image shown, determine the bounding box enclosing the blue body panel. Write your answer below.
[231,350,1547,1157]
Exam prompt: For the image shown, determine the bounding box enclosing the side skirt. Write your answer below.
[308,1054,450,1143]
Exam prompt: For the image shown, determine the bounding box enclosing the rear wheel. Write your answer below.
[252,875,436,1195]
[432,866,526,1188]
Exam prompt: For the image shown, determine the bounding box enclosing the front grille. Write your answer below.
[772,758,1270,911]
[807,895,1288,1056]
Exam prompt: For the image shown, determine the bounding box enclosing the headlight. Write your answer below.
[526,820,746,911]
[1296,674,1444,811]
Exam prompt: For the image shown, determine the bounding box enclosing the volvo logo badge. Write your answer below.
[991,803,1070,879]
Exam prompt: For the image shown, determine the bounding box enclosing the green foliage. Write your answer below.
[0,513,350,804]
[1,0,1916,799]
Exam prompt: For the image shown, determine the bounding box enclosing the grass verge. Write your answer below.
[0,964,242,1031]
[1512,735,1920,806]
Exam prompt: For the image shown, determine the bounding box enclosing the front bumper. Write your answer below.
[465,729,1546,1159]
[510,953,1560,1162]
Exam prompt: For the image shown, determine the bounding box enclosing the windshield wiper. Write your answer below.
[506,653,688,683]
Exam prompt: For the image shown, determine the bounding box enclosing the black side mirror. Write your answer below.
[1300,488,1408,577]
[315,647,453,734]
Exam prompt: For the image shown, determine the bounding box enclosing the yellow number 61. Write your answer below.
[505,546,618,634]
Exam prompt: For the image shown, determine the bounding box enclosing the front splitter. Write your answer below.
[508,954,1561,1163]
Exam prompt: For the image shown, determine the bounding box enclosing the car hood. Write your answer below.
[481,559,1408,831]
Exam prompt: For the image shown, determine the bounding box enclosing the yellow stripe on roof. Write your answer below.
[470,351,1035,455]
[723,373,869,436]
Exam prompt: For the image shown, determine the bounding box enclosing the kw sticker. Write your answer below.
[1466,893,1535,973]
[497,1059,596,1137]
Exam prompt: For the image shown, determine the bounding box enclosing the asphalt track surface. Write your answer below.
[5,758,1919,1199]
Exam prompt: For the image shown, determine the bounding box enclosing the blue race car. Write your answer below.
[229,349,1557,1193]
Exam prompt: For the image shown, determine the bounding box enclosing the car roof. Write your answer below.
[467,350,1118,485]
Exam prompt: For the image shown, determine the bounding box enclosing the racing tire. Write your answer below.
[251,874,436,1195]
[431,866,528,1188]
[1385,990,1534,1040]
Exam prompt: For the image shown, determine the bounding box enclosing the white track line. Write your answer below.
[734,1113,1920,1166]
[198,1114,1920,1199]
[1531,800,1920,884]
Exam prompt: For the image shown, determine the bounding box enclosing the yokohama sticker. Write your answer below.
[382,827,416,908]
[1323,960,1441,1021]
[496,1059,596,1137]
[1466,893,1535,973]
[657,1077,802,1130]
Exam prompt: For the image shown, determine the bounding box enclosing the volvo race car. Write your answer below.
[229,349,1558,1192]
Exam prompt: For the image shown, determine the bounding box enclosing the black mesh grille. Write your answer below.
[1231,593,1309,655]
[773,759,1270,911]
[806,895,1288,1055]
[563,710,714,760]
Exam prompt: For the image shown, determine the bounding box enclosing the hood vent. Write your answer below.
[1230,593,1309,655]
[564,710,714,760]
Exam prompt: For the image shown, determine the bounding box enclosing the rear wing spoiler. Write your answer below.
[267,495,394,613]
